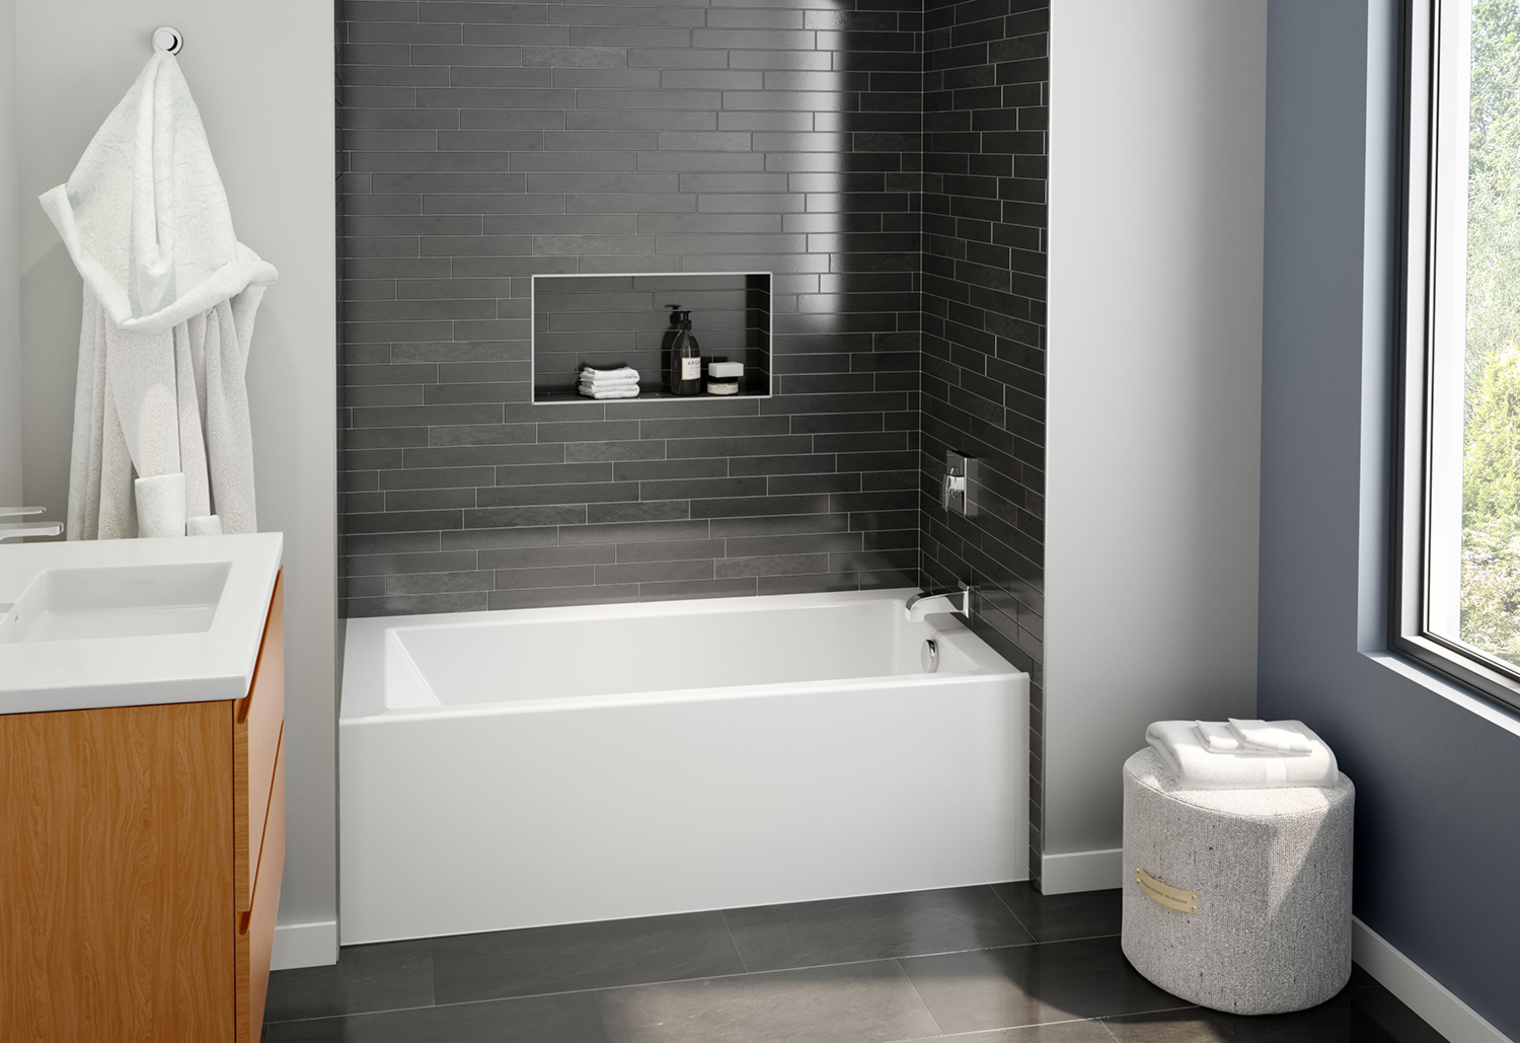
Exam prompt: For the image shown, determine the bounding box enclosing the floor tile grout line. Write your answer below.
[266,935,1137,1028]
[990,881,1039,941]
[1096,1012,1127,1042]
[715,907,750,974]
[590,987,615,1043]
[878,1015,1122,1043]
[891,956,948,1039]
[1097,1002,1207,1030]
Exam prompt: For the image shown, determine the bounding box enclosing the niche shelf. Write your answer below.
[531,272,772,404]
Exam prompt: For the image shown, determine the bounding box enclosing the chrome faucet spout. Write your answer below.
[0,507,63,542]
[905,583,974,622]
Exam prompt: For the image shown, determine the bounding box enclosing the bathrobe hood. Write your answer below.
[39,51,277,351]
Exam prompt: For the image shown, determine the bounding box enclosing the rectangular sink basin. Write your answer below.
[0,561,232,643]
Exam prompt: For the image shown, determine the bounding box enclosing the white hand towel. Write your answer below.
[40,52,276,541]
[579,369,640,390]
[578,386,640,400]
[1146,720,1338,788]
[1194,720,1244,752]
[1227,718,1315,755]
[135,472,186,538]
[186,514,223,536]
[581,365,639,379]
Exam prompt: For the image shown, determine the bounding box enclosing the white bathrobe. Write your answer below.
[40,52,278,540]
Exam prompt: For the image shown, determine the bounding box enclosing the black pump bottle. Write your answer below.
[667,305,702,396]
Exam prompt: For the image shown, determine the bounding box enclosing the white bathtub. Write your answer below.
[339,589,1029,944]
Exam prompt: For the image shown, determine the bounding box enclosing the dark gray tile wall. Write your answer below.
[919,0,1048,884]
[336,2,350,644]
[337,0,925,617]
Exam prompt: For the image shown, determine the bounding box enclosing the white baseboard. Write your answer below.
[270,919,339,970]
[1039,847,1124,894]
[1352,917,1513,1043]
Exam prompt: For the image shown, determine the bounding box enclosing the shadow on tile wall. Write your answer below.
[919,0,1048,883]
[338,0,928,616]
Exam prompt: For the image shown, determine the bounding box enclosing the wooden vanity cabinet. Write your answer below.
[0,571,286,1043]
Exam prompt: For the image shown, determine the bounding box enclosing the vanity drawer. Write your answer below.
[236,729,285,1043]
[235,570,284,913]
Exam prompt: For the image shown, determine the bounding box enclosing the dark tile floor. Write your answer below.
[262,884,1448,1043]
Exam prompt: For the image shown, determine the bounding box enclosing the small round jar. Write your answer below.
[706,359,743,395]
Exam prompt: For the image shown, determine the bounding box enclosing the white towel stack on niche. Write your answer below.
[578,365,640,400]
[1144,719,1338,788]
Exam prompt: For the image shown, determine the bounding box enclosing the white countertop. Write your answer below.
[0,532,283,714]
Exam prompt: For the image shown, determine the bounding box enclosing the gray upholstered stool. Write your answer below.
[1121,748,1354,1015]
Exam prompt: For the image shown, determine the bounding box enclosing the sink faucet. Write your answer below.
[905,583,974,622]
[0,507,64,542]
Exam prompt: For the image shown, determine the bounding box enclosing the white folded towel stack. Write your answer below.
[578,365,641,400]
[1145,719,1338,789]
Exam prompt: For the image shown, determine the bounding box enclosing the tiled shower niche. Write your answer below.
[533,272,772,401]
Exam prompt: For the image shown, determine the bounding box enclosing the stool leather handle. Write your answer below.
[1136,865,1200,914]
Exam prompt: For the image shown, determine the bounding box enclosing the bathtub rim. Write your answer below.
[341,587,1025,723]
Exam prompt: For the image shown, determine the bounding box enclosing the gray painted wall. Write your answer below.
[1260,0,1520,1036]
[1041,0,1265,889]
[16,1,338,960]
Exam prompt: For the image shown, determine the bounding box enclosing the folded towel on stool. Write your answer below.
[1227,718,1315,754]
[1146,720,1338,788]
[1194,720,1245,752]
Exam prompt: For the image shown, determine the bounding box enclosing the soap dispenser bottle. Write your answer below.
[666,305,702,396]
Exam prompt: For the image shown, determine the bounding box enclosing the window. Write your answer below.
[1395,0,1520,710]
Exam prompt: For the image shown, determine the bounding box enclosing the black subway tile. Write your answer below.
[487,583,641,610]
[479,544,616,571]
[638,578,757,601]
[586,500,691,524]
[494,565,598,590]
[715,553,831,579]
[595,558,714,585]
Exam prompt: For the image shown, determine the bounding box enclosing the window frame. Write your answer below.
[1392,0,1520,713]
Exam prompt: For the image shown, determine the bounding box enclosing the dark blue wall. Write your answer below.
[1259,1,1520,1036]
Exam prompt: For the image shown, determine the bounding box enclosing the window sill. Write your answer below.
[1362,649,1520,739]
